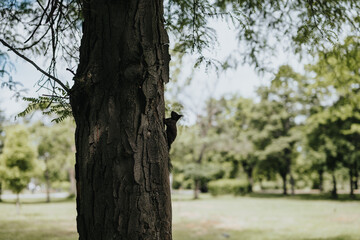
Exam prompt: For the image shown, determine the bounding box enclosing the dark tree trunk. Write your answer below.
[45,158,51,203]
[331,172,337,199]
[194,179,200,200]
[193,145,206,199]
[281,174,287,195]
[0,182,2,202]
[246,168,253,193]
[290,174,295,195]
[349,168,354,198]
[229,160,239,179]
[354,162,358,190]
[70,1,172,239]
[318,169,324,193]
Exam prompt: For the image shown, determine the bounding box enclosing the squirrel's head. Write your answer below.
[171,111,183,121]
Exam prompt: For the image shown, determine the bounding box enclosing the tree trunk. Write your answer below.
[45,173,51,203]
[349,168,354,198]
[44,156,51,203]
[16,193,20,214]
[290,174,295,195]
[0,182,2,202]
[194,179,200,200]
[318,169,324,193]
[246,169,253,193]
[354,163,358,190]
[331,172,337,199]
[281,174,287,195]
[68,167,76,196]
[70,1,172,239]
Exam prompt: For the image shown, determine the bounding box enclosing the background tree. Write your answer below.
[0,125,37,206]
[31,119,75,202]
[305,36,360,197]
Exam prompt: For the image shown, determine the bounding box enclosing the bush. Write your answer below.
[208,179,248,196]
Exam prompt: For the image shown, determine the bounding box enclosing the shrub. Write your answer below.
[208,179,248,196]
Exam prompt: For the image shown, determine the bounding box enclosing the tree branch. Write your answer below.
[0,39,70,93]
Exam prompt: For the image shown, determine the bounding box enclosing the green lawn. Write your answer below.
[0,194,359,240]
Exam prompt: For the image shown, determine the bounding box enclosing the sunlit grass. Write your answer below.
[0,193,359,240]
[0,200,77,240]
[172,194,360,240]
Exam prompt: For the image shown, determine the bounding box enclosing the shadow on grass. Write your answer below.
[247,192,360,201]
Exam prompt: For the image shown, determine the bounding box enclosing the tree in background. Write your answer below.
[32,119,75,202]
[305,36,360,197]
[0,125,37,206]
[214,96,258,192]
[248,66,306,195]
[1,0,360,238]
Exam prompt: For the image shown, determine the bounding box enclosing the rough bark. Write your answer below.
[70,1,172,239]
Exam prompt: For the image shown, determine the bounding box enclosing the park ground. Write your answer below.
[0,193,359,240]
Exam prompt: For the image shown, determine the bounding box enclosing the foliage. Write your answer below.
[208,178,248,196]
[31,119,75,184]
[0,125,37,194]
[304,36,360,196]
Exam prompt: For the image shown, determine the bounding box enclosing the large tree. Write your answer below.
[1,0,360,239]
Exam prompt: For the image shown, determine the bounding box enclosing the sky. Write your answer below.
[0,19,306,124]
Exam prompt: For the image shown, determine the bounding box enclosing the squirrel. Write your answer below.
[164,111,183,150]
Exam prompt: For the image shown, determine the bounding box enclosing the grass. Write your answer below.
[0,193,359,240]
[0,199,77,240]
[172,194,360,240]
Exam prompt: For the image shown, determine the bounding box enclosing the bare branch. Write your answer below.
[0,39,70,93]
[66,68,76,75]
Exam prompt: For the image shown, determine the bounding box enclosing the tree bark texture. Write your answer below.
[70,1,172,239]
